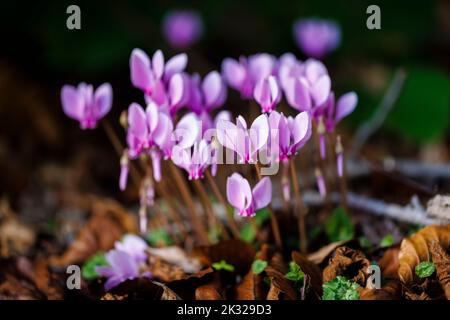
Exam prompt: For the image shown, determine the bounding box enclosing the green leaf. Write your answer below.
[415,261,435,278]
[325,207,355,242]
[82,252,108,280]
[380,234,394,248]
[284,261,305,282]
[387,67,450,143]
[212,260,235,272]
[252,259,268,275]
[359,236,372,249]
[240,223,256,243]
[322,276,361,300]
[146,228,172,247]
[254,208,270,226]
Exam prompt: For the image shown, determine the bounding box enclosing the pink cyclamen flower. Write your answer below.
[216,114,269,163]
[187,71,227,115]
[268,111,312,162]
[322,91,358,132]
[114,234,148,263]
[253,75,281,113]
[126,102,173,159]
[172,139,212,180]
[95,249,152,291]
[226,173,272,217]
[222,53,275,99]
[162,10,203,49]
[283,59,331,112]
[61,82,112,129]
[293,18,341,59]
[130,49,188,114]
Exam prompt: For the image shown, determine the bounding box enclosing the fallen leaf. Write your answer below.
[50,198,136,267]
[193,239,256,275]
[292,251,323,297]
[322,246,370,286]
[429,240,450,299]
[398,224,450,286]
[307,239,355,265]
[359,281,402,300]
[147,246,202,274]
[378,246,400,279]
[103,278,181,300]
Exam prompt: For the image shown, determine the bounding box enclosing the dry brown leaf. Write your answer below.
[378,246,400,279]
[0,199,36,258]
[322,246,370,286]
[307,240,353,265]
[266,283,282,300]
[104,278,181,300]
[359,281,402,300]
[292,251,323,297]
[398,224,450,286]
[235,244,270,300]
[166,267,215,300]
[429,240,450,299]
[193,239,255,275]
[147,246,201,273]
[50,198,136,267]
[264,252,298,300]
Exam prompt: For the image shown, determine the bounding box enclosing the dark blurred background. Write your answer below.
[0,0,449,209]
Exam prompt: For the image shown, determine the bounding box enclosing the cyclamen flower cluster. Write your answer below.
[61,48,357,220]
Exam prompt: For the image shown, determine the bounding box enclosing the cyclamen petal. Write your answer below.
[94,83,113,118]
[221,58,246,91]
[114,234,148,263]
[252,177,272,210]
[254,76,280,113]
[61,85,84,120]
[165,53,188,80]
[152,50,165,80]
[130,49,152,93]
[335,91,358,122]
[226,173,252,212]
[285,77,311,111]
[202,71,227,110]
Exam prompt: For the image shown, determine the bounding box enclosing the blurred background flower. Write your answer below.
[293,18,341,58]
[162,10,203,49]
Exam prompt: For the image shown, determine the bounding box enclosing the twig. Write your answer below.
[294,191,446,226]
[351,69,407,155]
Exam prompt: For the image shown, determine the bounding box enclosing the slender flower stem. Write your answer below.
[289,159,308,253]
[193,179,230,240]
[205,170,240,238]
[335,135,349,212]
[101,120,141,187]
[169,162,210,245]
[254,163,282,249]
[281,161,291,214]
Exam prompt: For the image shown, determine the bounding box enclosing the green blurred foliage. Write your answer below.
[325,207,355,242]
[386,67,450,142]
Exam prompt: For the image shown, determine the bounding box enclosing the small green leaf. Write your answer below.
[212,260,235,272]
[82,252,108,280]
[380,234,394,248]
[359,236,372,249]
[254,208,270,226]
[325,207,355,242]
[263,277,272,286]
[146,228,172,247]
[284,261,305,282]
[240,223,256,243]
[322,276,360,300]
[252,259,268,274]
[415,261,435,278]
